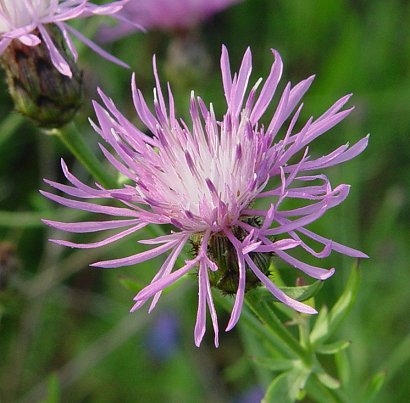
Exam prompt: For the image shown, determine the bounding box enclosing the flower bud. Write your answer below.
[0,26,83,128]
[192,220,271,295]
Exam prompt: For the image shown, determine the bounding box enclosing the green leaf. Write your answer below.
[119,267,191,296]
[253,280,323,303]
[326,264,359,331]
[245,292,308,359]
[118,275,145,294]
[308,304,328,343]
[306,375,346,403]
[335,350,350,387]
[54,123,118,189]
[263,365,310,403]
[362,371,386,403]
[252,357,296,372]
[0,112,24,148]
[310,263,360,346]
[213,291,294,357]
[40,374,60,403]
[382,333,410,386]
[316,370,340,389]
[223,356,250,383]
[237,326,276,387]
[316,340,351,355]
[0,211,51,228]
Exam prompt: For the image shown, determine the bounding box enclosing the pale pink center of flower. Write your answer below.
[135,107,266,231]
[0,0,84,32]
[0,0,50,31]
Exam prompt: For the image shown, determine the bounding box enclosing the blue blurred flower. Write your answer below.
[145,312,180,361]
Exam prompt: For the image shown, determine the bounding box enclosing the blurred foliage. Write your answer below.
[0,0,409,402]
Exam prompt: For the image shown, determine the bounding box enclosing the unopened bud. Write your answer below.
[0,26,83,128]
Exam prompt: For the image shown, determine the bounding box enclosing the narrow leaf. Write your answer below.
[362,371,386,403]
[252,357,296,372]
[118,275,145,293]
[254,280,323,302]
[213,291,294,357]
[308,304,329,342]
[246,292,307,358]
[316,370,341,390]
[40,374,60,403]
[310,263,360,346]
[306,375,347,403]
[263,366,309,403]
[335,350,350,387]
[317,340,351,355]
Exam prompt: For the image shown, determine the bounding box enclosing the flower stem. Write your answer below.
[0,112,24,148]
[214,290,294,357]
[245,293,312,365]
[0,211,55,228]
[50,123,117,189]
[298,316,312,352]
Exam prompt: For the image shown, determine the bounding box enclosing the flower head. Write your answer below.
[99,0,241,39]
[0,0,134,77]
[42,46,369,347]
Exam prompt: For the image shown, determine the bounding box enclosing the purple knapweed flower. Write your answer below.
[99,0,241,40]
[41,46,369,347]
[0,0,136,77]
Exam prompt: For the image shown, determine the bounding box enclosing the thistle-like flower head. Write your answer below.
[42,46,369,346]
[0,0,133,77]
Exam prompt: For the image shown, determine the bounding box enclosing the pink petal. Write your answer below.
[224,230,246,332]
[38,25,72,77]
[42,218,142,233]
[63,24,129,69]
[245,255,317,314]
[91,239,180,268]
[18,33,41,46]
[194,262,207,347]
[40,191,138,217]
[275,249,335,280]
[250,49,283,123]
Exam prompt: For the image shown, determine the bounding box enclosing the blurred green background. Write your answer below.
[0,0,409,402]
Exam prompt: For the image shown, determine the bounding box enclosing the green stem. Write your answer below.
[245,293,312,365]
[0,211,55,228]
[214,291,294,358]
[0,112,24,147]
[298,316,312,353]
[51,122,117,189]
[306,374,346,403]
